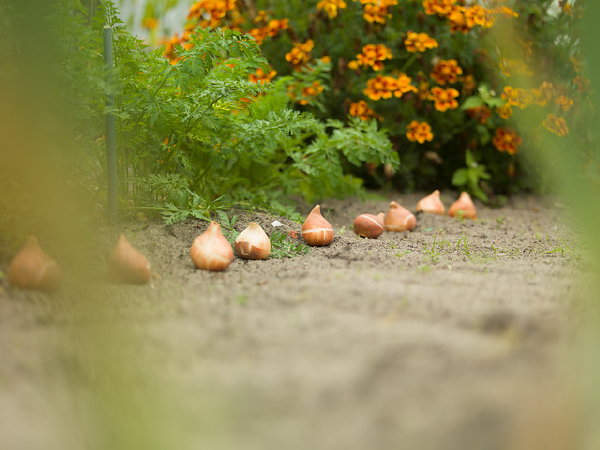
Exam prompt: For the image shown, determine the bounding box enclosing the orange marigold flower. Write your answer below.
[249,68,277,84]
[446,5,471,33]
[406,120,434,143]
[254,10,269,24]
[349,44,393,71]
[248,18,288,44]
[364,74,417,100]
[404,32,438,52]
[554,95,574,112]
[430,59,463,85]
[492,128,521,155]
[466,105,492,124]
[465,5,493,28]
[295,81,324,105]
[393,73,419,97]
[422,0,455,16]
[163,33,188,64]
[501,86,530,109]
[285,40,315,68]
[364,75,395,100]
[349,100,378,120]
[317,0,347,18]
[358,0,398,24]
[363,4,387,24]
[188,0,237,28]
[496,104,513,120]
[248,27,267,44]
[543,114,569,137]
[266,19,289,36]
[429,87,459,111]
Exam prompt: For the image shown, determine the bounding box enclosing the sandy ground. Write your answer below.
[0,194,581,450]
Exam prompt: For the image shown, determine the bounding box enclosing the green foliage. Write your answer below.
[451,150,491,201]
[74,2,398,222]
[269,231,310,259]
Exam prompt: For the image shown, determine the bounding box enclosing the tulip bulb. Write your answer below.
[235,222,271,260]
[108,235,152,284]
[302,205,334,246]
[376,213,385,226]
[383,163,395,179]
[449,192,477,219]
[190,222,234,271]
[384,201,416,232]
[416,190,445,215]
[353,214,384,239]
[7,236,61,292]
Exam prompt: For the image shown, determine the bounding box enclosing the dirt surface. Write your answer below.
[0,194,580,450]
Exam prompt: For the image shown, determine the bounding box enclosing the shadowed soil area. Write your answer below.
[0,194,580,450]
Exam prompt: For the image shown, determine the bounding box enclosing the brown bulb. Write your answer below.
[383,163,395,179]
[302,205,334,246]
[190,222,234,271]
[416,190,445,215]
[384,201,416,232]
[235,222,271,260]
[108,235,152,284]
[7,236,62,292]
[353,214,384,239]
[449,192,477,219]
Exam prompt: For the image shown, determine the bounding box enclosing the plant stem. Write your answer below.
[401,53,419,72]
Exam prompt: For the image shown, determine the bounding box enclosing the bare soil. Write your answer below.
[0,194,580,450]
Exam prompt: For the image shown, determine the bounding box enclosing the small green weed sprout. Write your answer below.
[270,231,310,259]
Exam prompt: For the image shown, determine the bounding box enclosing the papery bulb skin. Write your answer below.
[302,205,334,246]
[190,222,234,271]
[7,237,62,292]
[353,214,384,239]
[376,213,385,227]
[449,192,477,219]
[384,201,417,232]
[108,235,152,284]
[416,190,445,215]
[235,222,271,260]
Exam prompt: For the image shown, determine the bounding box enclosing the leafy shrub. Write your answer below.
[60,1,399,222]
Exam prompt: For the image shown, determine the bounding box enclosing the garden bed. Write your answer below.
[0,193,579,449]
